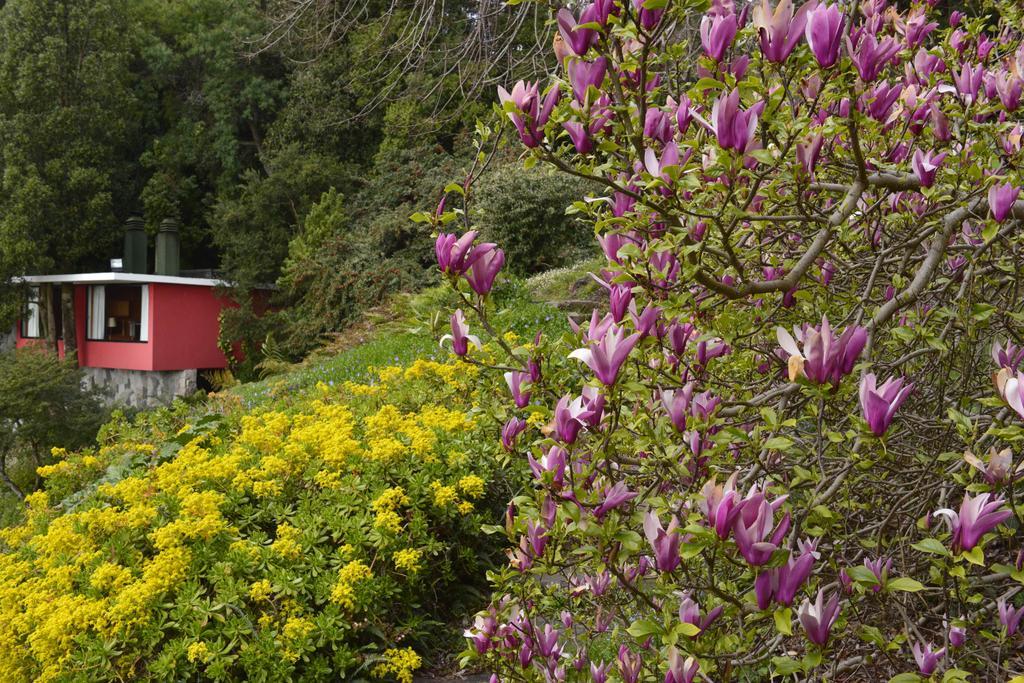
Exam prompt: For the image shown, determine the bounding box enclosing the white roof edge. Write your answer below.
[14,272,231,287]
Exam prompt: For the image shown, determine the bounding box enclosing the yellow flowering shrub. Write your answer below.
[0,354,511,682]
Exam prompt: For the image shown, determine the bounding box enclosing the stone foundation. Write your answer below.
[82,367,198,408]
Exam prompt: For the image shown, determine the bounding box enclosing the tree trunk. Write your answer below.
[61,284,76,361]
[41,284,57,352]
[0,448,24,500]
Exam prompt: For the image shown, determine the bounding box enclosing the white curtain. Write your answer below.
[24,287,40,337]
[88,285,105,340]
[139,285,149,342]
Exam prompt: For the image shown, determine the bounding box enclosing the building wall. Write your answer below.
[82,367,198,408]
[150,283,230,371]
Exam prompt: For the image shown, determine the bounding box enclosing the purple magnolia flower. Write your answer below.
[556,7,599,57]
[526,520,549,557]
[756,545,816,608]
[948,624,966,648]
[804,3,844,68]
[998,597,1024,636]
[569,323,641,385]
[643,510,681,572]
[995,368,1024,419]
[436,231,478,275]
[497,81,559,148]
[464,245,505,295]
[934,492,1012,553]
[594,481,637,519]
[964,447,1022,485]
[679,594,724,635]
[995,69,1024,111]
[992,340,1024,371]
[528,446,567,489]
[700,11,738,61]
[563,121,593,154]
[700,472,743,539]
[501,417,528,452]
[696,338,730,368]
[863,556,892,592]
[632,0,664,31]
[863,81,902,121]
[664,648,699,683]
[590,661,611,683]
[912,641,945,676]
[988,182,1020,222]
[643,107,673,142]
[660,383,695,432]
[609,284,632,323]
[441,310,481,357]
[617,646,642,683]
[911,149,947,188]
[777,316,867,385]
[733,495,791,566]
[553,393,593,444]
[859,373,914,437]
[568,57,608,104]
[953,63,984,103]
[797,133,825,177]
[798,590,841,646]
[752,0,814,64]
[846,32,902,82]
[708,88,764,152]
[690,390,721,421]
[504,371,531,409]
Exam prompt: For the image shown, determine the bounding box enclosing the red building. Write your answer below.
[11,218,256,406]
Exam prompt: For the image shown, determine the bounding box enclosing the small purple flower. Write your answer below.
[609,284,633,323]
[679,593,724,635]
[664,647,699,683]
[553,393,592,444]
[859,373,914,437]
[912,641,945,676]
[700,10,738,61]
[948,624,966,648]
[863,556,892,592]
[798,589,841,646]
[660,383,695,432]
[569,323,641,386]
[464,245,505,296]
[501,417,528,452]
[632,0,664,31]
[707,88,763,152]
[568,57,608,104]
[992,340,1024,371]
[617,646,642,683]
[934,492,1012,553]
[528,446,567,489]
[504,370,532,409]
[436,231,478,275]
[752,0,814,64]
[441,309,481,357]
[732,491,790,566]
[594,481,637,519]
[998,598,1024,636]
[988,182,1020,222]
[777,316,867,385]
[804,3,844,68]
[700,472,743,539]
[963,447,1021,485]
[643,510,681,572]
[556,7,599,57]
[846,32,902,82]
[911,149,947,188]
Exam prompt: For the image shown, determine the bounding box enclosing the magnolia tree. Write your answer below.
[428,0,1024,679]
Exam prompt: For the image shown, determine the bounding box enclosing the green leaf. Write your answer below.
[677,622,701,637]
[764,436,794,450]
[774,607,792,635]
[887,577,925,593]
[771,657,803,676]
[692,77,725,93]
[961,546,985,566]
[626,619,663,639]
[911,538,949,556]
[888,674,922,683]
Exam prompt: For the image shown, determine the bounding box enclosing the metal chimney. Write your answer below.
[123,216,147,274]
[155,218,180,277]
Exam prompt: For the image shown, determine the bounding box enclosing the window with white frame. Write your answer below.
[87,284,149,342]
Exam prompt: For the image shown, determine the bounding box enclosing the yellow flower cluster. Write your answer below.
[330,560,373,611]
[271,523,303,560]
[0,350,492,681]
[372,647,423,683]
[393,548,422,574]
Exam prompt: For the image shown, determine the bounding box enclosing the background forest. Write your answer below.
[0,0,591,371]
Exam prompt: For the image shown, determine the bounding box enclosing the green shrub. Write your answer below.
[474,161,594,275]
